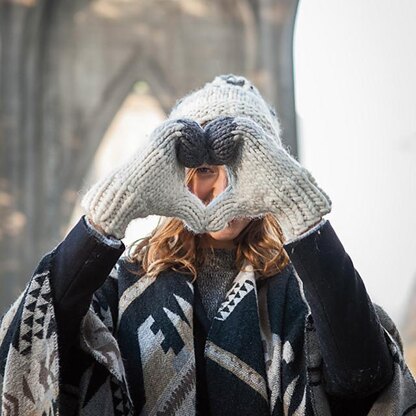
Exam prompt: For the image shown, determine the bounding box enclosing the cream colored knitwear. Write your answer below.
[81,119,208,239]
[170,74,331,240]
[81,74,332,242]
[169,74,282,145]
[200,115,332,242]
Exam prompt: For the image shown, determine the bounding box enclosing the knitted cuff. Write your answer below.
[284,218,327,246]
[83,216,124,249]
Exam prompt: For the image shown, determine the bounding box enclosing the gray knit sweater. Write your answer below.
[195,248,238,321]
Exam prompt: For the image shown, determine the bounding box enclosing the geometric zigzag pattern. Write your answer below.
[207,265,311,416]
[2,255,416,415]
[1,270,59,416]
[215,279,255,321]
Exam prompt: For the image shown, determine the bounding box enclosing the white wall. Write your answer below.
[294,0,416,325]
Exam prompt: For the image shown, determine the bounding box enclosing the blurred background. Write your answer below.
[0,0,415,374]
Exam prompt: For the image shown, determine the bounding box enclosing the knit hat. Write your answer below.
[169,74,282,145]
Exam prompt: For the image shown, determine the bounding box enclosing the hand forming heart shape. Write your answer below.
[82,115,331,241]
[199,116,332,242]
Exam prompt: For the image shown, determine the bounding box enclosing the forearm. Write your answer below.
[50,215,125,356]
[284,220,393,398]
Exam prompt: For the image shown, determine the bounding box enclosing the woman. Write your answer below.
[0,74,415,416]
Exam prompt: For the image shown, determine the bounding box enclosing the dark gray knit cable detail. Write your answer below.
[175,116,241,167]
[195,247,239,321]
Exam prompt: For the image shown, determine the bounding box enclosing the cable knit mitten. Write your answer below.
[81,119,207,239]
[204,116,332,243]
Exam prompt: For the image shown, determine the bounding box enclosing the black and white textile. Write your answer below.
[1,218,415,415]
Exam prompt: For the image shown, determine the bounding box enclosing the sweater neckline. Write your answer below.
[197,246,237,270]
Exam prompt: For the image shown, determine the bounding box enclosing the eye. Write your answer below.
[196,166,215,175]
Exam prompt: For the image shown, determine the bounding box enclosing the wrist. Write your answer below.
[86,216,108,236]
[84,216,124,248]
[284,218,326,246]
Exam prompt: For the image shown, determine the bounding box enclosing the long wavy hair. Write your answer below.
[126,167,290,281]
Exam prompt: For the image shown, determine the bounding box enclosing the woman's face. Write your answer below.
[186,164,251,247]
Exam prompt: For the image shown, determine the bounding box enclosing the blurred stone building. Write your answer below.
[0,0,299,309]
[1,0,415,378]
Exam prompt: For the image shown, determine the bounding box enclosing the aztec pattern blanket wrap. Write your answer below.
[1,251,416,415]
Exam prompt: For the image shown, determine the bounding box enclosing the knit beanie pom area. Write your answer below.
[169,74,283,146]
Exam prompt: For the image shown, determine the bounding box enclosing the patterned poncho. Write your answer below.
[1,249,416,415]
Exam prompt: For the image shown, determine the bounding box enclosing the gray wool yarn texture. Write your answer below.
[81,74,332,242]
[195,248,239,321]
[81,119,208,239]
